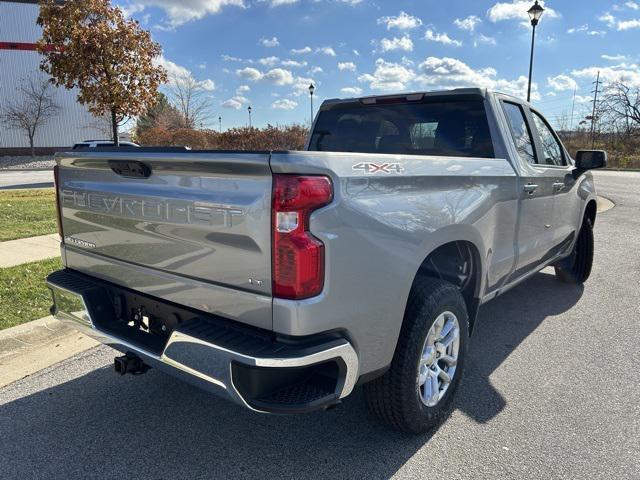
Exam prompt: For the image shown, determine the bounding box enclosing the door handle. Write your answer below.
[523,183,539,194]
[553,182,565,191]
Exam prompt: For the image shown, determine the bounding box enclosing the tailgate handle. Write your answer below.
[108,160,151,178]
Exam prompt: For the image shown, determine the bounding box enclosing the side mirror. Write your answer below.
[575,150,607,170]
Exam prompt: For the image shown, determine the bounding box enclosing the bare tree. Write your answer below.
[600,82,640,135]
[1,78,60,157]
[84,113,133,140]
[167,73,214,128]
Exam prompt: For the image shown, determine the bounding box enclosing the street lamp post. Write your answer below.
[308,83,315,125]
[247,106,252,128]
[526,1,545,102]
[218,116,222,132]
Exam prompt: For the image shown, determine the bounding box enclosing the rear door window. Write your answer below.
[531,111,565,166]
[308,99,495,158]
[501,102,536,165]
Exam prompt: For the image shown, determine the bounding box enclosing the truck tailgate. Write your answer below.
[56,151,273,329]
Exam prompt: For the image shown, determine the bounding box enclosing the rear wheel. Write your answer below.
[555,217,594,284]
[364,277,469,433]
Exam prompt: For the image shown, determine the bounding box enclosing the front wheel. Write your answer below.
[364,277,469,433]
[554,217,594,284]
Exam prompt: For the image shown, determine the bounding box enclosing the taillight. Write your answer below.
[53,164,64,241]
[272,175,333,300]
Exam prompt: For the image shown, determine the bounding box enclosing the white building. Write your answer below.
[0,0,105,154]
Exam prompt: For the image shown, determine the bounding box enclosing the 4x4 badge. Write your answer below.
[352,162,404,174]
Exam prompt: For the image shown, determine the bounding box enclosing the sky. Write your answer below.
[113,0,640,130]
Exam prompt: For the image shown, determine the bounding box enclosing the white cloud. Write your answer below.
[260,36,279,47]
[572,64,640,88]
[617,19,640,29]
[316,46,337,56]
[487,1,558,24]
[198,79,216,91]
[291,46,312,55]
[599,12,616,28]
[272,99,298,110]
[416,56,540,100]
[281,59,308,68]
[120,3,145,18]
[258,56,280,66]
[236,85,251,94]
[474,33,497,46]
[353,49,360,56]
[156,55,216,90]
[222,54,244,62]
[358,58,415,91]
[137,0,245,28]
[309,66,324,74]
[340,87,363,95]
[601,54,627,61]
[356,55,541,99]
[236,67,263,81]
[336,0,363,5]
[377,11,423,30]
[547,74,577,91]
[263,68,294,85]
[626,1,639,10]
[424,30,462,47]
[379,35,414,52]
[291,76,315,96]
[567,24,588,33]
[269,0,298,6]
[454,15,481,31]
[338,62,357,71]
[401,56,415,67]
[222,96,249,109]
[567,24,606,36]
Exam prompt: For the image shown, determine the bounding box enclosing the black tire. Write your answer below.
[554,217,594,284]
[363,277,469,433]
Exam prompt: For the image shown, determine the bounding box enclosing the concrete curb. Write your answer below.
[0,316,98,388]
[0,167,53,172]
[597,195,615,213]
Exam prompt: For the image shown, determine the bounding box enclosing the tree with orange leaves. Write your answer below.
[37,0,167,145]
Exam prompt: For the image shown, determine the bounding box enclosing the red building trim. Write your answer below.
[0,42,54,52]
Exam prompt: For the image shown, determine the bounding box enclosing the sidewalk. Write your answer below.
[0,233,60,268]
[0,316,98,388]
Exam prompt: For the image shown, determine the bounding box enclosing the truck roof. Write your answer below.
[320,87,529,110]
[321,88,488,108]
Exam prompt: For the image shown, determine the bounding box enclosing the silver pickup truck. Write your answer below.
[47,88,605,433]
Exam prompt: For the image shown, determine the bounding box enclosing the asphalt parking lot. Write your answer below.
[1,171,638,480]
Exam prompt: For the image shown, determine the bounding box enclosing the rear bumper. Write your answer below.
[46,269,359,413]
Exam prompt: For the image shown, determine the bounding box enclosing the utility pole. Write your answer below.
[589,71,602,149]
[569,86,576,134]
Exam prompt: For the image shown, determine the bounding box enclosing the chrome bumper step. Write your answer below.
[46,269,358,413]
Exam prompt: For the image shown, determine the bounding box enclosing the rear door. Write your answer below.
[529,109,580,251]
[499,100,557,278]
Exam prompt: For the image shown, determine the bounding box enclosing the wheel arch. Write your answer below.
[406,232,486,335]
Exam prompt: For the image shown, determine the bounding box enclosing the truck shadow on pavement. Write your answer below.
[0,271,583,480]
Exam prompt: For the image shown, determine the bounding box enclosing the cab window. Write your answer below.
[531,111,565,166]
[501,102,536,165]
